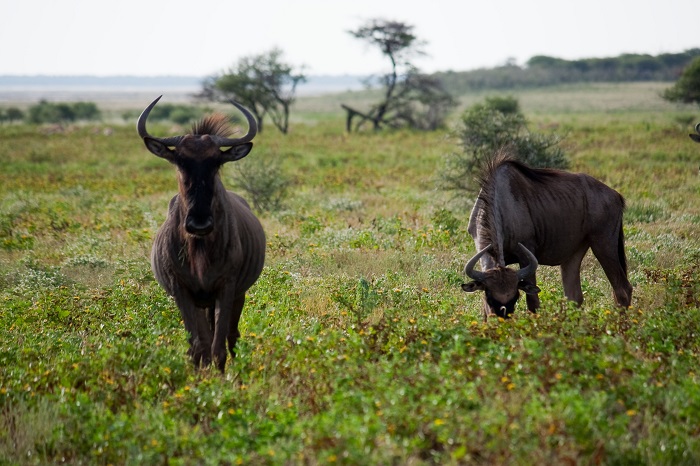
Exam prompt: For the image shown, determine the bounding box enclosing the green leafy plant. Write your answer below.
[331,277,382,328]
[228,154,290,212]
[438,96,568,195]
[663,56,700,105]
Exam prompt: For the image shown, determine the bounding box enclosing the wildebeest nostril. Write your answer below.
[185,215,214,235]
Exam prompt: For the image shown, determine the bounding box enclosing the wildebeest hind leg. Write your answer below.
[173,292,211,368]
[591,240,632,308]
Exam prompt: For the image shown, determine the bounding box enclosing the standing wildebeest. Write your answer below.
[462,152,633,320]
[138,95,265,373]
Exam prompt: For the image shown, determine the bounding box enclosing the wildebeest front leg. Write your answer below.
[522,271,540,313]
[173,291,212,368]
[228,295,245,359]
[211,287,239,373]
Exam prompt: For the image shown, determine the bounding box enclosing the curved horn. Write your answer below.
[136,95,183,147]
[463,244,493,281]
[695,122,700,134]
[210,100,258,147]
[516,243,539,280]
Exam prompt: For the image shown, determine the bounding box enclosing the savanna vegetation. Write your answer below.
[1,82,699,464]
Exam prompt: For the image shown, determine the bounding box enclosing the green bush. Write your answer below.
[0,107,24,123]
[27,100,101,124]
[663,56,700,105]
[438,96,568,195]
[228,154,290,212]
[144,104,206,124]
[482,95,520,114]
[71,102,100,120]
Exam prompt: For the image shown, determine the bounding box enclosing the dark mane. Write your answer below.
[475,150,569,260]
[478,149,565,191]
[191,113,234,137]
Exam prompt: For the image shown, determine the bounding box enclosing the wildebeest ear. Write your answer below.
[518,282,541,295]
[144,137,178,162]
[221,142,253,163]
[461,282,484,293]
[690,134,700,143]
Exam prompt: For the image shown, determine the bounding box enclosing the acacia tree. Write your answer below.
[387,70,458,130]
[342,19,455,132]
[200,48,306,134]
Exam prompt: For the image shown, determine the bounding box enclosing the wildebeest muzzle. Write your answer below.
[185,213,214,236]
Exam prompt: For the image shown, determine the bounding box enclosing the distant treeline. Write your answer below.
[0,75,203,88]
[0,100,213,125]
[436,49,700,92]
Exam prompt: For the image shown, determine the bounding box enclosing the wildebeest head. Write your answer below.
[137,96,257,236]
[690,123,700,143]
[461,243,540,318]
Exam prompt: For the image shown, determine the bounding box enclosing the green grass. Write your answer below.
[1,84,700,464]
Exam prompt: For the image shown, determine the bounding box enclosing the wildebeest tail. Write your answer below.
[618,195,628,275]
[618,223,628,275]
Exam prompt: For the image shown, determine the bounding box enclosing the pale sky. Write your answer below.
[1,0,697,77]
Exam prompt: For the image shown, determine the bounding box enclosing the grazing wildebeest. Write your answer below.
[138,95,266,373]
[462,152,633,320]
[689,123,700,143]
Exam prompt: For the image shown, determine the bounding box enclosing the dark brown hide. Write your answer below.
[463,152,632,320]
[139,96,265,373]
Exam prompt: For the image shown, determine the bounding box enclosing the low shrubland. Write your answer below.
[1,84,699,464]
